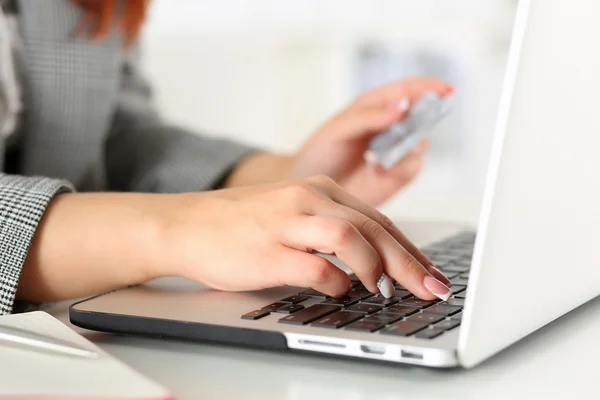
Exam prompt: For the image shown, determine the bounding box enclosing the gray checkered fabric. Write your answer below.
[0,175,73,314]
[0,0,256,314]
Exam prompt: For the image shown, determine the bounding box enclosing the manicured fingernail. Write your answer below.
[423,276,452,301]
[428,266,450,285]
[397,97,411,112]
[364,150,379,165]
[377,273,395,299]
[442,85,454,96]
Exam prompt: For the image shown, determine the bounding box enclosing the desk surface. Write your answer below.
[47,221,593,400]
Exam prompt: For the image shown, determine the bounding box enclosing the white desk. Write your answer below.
[46,221,594,400]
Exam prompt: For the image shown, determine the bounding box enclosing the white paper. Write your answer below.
[0,311,172,399]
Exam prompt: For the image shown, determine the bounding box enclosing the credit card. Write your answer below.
[365,90,451,169]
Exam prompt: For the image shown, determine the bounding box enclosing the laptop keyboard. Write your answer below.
[241,231,476,340]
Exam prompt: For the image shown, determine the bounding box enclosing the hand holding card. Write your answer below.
[365,90,452,169]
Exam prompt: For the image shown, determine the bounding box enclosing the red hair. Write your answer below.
[72,0,150,46]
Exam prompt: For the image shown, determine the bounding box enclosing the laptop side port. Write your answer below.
[360,344,386,355]
[401,349,424,360]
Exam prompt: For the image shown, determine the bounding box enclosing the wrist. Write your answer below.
[222,152,295,188]
[19,192,171,302]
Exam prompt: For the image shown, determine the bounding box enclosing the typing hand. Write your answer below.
[164,176,451,300]
[288,77,454,206]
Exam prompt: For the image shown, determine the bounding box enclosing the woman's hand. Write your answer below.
[288,77,453,206]
[162,176,451,300]
[223,77,453,206]
[17,177,451,303]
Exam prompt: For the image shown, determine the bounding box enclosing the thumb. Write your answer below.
[330,99,410,142]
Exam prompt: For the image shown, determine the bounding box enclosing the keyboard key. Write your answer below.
[435,319,461,331]
[351,281,363,288]
[346,320,385,332]
[439,265,469,273]
[450,285,466,294]
[423,304,462,316]
[280,295,308,304]
[345,304,381,314]
[299,289,330,299]
[381,321,428,337]
[455,292,468,299]
[313,311,363,329]
[430,255,457,263]
[278,305,339,325]
[361,296,398,307]
[407,313,445,324]
[242,310,270,320]
[446,298,465,307]
[450,278,469,286]
[321,297,359,307]
[364,312,405,325]
[391,289,413,300]
[443,272,461,279]
[397,298,437,308]
[347,290,373,299]
[261,302,287,312]
[415,328,445,339]
[385,305,420,316]
[452,313,462,321]
[459,273,470,279]
[276,304,305,314]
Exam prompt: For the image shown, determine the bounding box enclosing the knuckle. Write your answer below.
[359,218,388,240]
[363,253,383,277]
[399,255,424,276]
[310,174,336,188]
[284,183,316,203]
[307,258,332,285]
[378,213,395,231]
[330,221,356,246]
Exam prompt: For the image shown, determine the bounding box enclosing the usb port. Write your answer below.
[360,344,386,355]
[401,349,423,360]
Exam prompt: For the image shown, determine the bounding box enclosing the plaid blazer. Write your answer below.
[0,0,254,314]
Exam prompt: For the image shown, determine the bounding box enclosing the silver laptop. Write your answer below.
[69,0,600,368]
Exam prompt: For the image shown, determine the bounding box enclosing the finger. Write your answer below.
[427,265,451,286]
[353,77,454,110]
[280,215,384,294]
[306,197,438,300]
[277,247,351,298]
[310,176,451,299]
[414,137,431,153]
[376,154,423,186]
[327,103,404,141]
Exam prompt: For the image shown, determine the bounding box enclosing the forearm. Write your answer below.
[222,152,294,188]
[17,192,167,303]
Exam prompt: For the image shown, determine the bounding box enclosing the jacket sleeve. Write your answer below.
[0,174,73,315]
[105,48,258,193]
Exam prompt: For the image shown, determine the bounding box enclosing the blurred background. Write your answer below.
[138,0,518,226]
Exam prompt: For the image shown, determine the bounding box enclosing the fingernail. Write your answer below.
[428,266,450,285]
[423,276,452,301]
[442,85,455,96]
[397,97,411,112]
[364,150,379,165]
[377,273,395,299]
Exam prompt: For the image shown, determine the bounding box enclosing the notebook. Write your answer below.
[0,311,173,400]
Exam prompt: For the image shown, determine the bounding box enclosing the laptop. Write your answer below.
[69,0,600,368]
